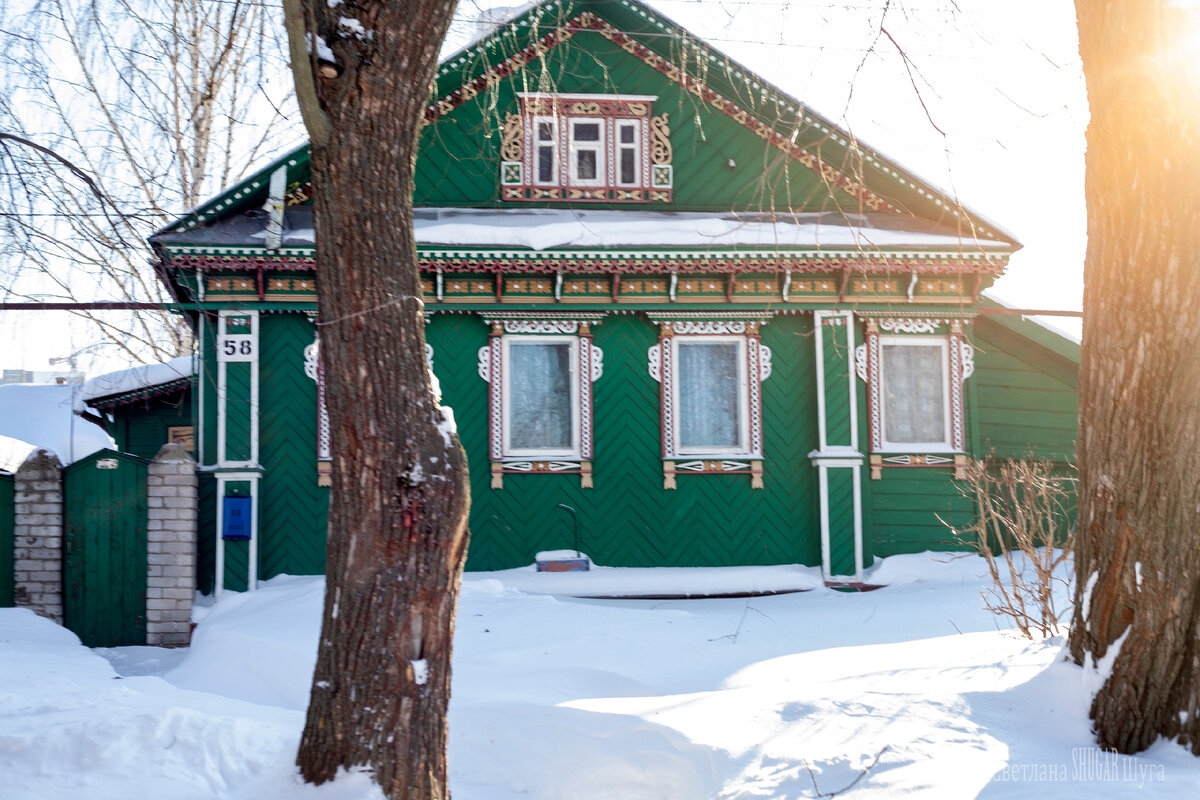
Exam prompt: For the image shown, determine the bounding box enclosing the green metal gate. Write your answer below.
[63,449,148,646]
[0,472,13,607]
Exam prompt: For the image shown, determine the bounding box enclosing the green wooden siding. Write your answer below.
[868,470,974,557]
[196,471,217,595]
[820,321,855,447]
[258,313,328,580]
[0,473,13,607]
[224,361,253,463]
[199,314,220,466]
[825,468,857,575]
[62,450,148,647]
[972,326,1078,463]
[107,392,192,460]
[428,311,821,571]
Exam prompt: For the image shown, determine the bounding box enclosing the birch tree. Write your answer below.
[1069,0,1200,754]
[0,0,295,363]
[283,1,469,797]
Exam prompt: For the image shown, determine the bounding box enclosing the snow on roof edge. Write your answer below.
[980,289,1082,345]
[80,355,196,404]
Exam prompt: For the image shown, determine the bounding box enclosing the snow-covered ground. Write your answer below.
[3,553,1197,799]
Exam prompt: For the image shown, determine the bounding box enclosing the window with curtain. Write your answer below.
[677,340,744,451]
[880,339,950,449]
[503,338,577,456]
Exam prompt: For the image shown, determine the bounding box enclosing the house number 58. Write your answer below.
[218,335,255,362]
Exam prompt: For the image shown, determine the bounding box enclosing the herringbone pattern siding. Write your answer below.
[223,528,249,592]
[826,468,856,575]
[822,330,854,447]
[196,472,217,595]
[432,313,823,571]
[224,362,252,462]
[259,314,328,579]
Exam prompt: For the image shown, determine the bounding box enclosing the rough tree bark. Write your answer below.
[1069,2,1200,755]
[283,2,469,797]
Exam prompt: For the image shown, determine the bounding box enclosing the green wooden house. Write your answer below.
[141,0,1078,593]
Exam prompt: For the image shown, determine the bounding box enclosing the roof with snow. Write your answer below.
[0,384,114,472]
[80,356,195,410]
[152,206,1014,255]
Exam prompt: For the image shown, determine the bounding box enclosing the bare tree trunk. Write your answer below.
[285,2,468,797]
[1070,1,1200,755]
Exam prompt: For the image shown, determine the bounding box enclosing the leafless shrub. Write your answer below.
[952,458,1075,639]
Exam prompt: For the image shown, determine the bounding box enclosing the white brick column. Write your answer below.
[13,450,64,623]
[146,443,197,646]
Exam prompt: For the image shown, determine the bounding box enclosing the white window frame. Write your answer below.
[614,120,641,187]
[567,117,605,187]
[531,116,559,186]
[500,335,580,459]
[669,335,753,457]
[877,335,954,453]
[511,94,665,199]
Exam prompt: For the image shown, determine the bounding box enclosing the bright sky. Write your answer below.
[1,0,1087,375]
[634,0,1088,314]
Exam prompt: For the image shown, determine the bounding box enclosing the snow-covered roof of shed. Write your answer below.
[80,355,195,406]
[155,206,1014,255]
[0,384,114,472]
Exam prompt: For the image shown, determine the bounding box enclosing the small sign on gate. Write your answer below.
[96,458,119,470]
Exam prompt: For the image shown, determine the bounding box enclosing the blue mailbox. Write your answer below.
[222,495,252,540]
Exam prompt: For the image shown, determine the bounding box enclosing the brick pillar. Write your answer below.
[13,450,64,623]
[146,443,197,646]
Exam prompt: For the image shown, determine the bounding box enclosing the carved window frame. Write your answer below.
[303,336,332,487]
[856,317,974,479]
[500,93,673,203]
[647,314,772,489]
[477,313,605,489]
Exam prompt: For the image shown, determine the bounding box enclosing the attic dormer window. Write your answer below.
[500,93,673,203]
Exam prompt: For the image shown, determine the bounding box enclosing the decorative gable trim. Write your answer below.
[424,10,895,213]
